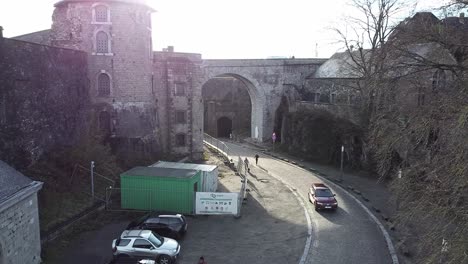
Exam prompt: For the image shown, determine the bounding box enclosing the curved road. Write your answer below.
[225,142,392,264]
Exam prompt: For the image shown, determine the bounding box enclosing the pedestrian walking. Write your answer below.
[255,154,259,165]
[244,157,250,172]
[198,256,207,264]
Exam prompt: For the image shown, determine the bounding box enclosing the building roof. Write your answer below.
[121,166,199,179]
[12,29,51,45]
[150,161,217,172]
[313,51,365,79]
[0,160,33,203]
[54,0,154,10]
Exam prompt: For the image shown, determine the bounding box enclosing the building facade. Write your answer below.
[0,161,43,264]
[12,0,204,160]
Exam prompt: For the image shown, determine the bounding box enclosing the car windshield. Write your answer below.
[316,189,334,197]
[148,232,163,247]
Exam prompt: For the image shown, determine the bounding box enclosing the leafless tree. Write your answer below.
[333,0,416,124]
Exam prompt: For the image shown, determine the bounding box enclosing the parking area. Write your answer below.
[46,153,308,264]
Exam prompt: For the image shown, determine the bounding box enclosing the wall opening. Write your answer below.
[202,75,252,140]
[217,117,233,138]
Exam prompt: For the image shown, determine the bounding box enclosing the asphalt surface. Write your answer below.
[50,148,308,264]
[226,142,392,264]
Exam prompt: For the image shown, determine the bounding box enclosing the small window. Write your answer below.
[117,239,131,247]
[133,239,153,249]
[98,73,110,96]
[176,111,186,124]
[95,5,109,22]
[432,70,446,92]
[169,218,181,225]
[99,111,111,135]
[145,218,160,224]
[319,93,330,103]
[417,87,425,106]
[159,218,170,225]
[96,31,109,53]
[174,83,186,96]
[176,134,186,147]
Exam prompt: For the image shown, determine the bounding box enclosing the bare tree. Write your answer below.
[333,0,416,124]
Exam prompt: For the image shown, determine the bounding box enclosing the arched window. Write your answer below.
[176,134,186,147]
[96,31,109,53]
[99,111,111,136]
[95,5,109,22]
[432,70,446,92]
[98,73,110,96]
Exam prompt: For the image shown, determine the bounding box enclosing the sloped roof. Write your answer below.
[121,166,199,179]
[313,51,365,78]
[54,0,153,8]
[12,29,51,45]
[150,161,217,172]
[0,160,33,203]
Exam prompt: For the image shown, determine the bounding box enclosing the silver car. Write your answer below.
[112,230,180,264]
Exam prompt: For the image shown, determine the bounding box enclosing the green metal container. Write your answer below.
[120,167,201,214]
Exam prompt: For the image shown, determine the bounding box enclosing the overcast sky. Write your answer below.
[0,0,448,59]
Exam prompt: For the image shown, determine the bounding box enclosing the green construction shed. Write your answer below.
[120,166,201,214]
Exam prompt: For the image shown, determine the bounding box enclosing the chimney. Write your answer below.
[460,12,465,18]
[0,26,3,38]
[167,46,174,53]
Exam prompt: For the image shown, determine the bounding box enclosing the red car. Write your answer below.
[308,183,338,211]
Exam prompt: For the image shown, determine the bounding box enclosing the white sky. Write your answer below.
[0,0,448,59]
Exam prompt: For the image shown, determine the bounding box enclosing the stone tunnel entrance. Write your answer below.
[217,117,233,138]
[202,75,252,140]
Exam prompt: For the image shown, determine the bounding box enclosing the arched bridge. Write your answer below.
[199,58,327,141]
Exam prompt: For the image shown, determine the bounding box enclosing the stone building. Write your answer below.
[11,0,204,160]
[0,160,43,264]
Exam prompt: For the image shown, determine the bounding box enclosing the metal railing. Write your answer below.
[203,133,230,160]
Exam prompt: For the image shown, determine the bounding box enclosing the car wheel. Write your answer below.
[158,254,172,264]
[314,203,318,211]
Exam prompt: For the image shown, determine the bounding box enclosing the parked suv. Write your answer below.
[112,230,180,264]
[127,213,187,240]
[308,183,338,211]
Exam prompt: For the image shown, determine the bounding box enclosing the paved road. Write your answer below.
[226,142,392,264]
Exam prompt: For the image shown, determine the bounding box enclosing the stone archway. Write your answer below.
[217,116,233,138]
[201,74,260,140]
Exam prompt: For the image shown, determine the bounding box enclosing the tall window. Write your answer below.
[96,31,109,53]
[174,83,186,96]
[176,111,186,124]
[95,5,109,22]
[99,111,111,136]
[432,70,446,92]
[417,87,425,106]
[176,134,186,147]
[98,73,110,96]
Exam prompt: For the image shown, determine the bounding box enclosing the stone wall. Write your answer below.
[0,185,42,264]
[0,38,90,168]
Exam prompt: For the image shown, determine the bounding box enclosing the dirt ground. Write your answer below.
[46,148,308,264]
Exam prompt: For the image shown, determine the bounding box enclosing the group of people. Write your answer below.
[244,154,260,172]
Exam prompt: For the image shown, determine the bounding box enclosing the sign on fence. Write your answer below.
[195,192,239,215]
